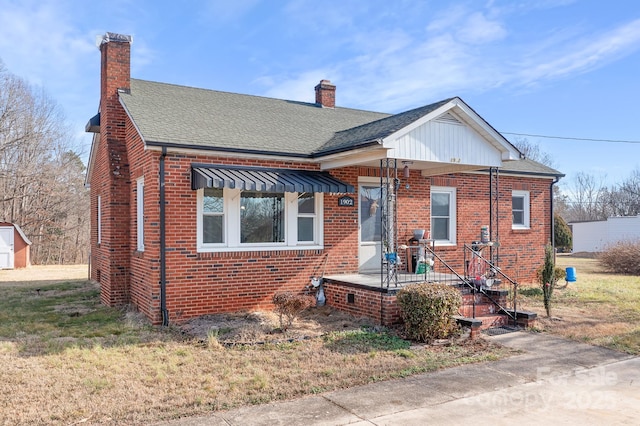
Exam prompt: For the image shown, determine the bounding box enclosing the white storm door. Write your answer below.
[0,227,14,269]
[359,183,382,272]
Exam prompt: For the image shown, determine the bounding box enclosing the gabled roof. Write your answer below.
[315,99,453,156]
[118,79,389,158]
[86,77,563,180]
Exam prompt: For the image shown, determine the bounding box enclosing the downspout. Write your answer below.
[550,177,559,262]
[160,147,169,326]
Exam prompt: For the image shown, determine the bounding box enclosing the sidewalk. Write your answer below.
[157,332,639,425]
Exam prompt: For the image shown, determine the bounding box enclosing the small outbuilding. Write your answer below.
[571,216,640,252]
[0,222,32,269]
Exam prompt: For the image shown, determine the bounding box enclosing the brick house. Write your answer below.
[86,33,563,326]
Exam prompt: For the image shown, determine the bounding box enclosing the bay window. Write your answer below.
[198,188,322,251]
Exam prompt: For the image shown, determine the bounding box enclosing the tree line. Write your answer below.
[0,60,89,264]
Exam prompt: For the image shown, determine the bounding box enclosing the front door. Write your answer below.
[359,183,382,272]
[0,227,14,269]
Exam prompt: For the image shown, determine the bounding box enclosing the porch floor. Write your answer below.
[324,270,463,293]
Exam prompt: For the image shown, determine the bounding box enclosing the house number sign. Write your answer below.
[338,196,355,207]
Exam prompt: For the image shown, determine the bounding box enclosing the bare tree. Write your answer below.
[564,172,609,222]
[0,60,89,264]
[603,168,640,217]
[511,136,556,168]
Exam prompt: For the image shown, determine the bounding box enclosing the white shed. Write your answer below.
[571,216,640,252]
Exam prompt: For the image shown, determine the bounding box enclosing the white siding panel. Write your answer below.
[389,120,502,166]
[572,216,640,252]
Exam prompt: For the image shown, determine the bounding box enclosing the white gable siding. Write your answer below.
[572,216,640,252]
[387,116,503,167]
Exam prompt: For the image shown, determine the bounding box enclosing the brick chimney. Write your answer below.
[315,79,336,108]
[95,32,133,307]
[99,32,132,110]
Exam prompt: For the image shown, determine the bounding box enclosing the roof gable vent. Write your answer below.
[435,112,462,124]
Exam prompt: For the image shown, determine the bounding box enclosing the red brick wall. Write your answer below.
[113,146,363,324]
[108,150,550,325]
[323,282,402,326]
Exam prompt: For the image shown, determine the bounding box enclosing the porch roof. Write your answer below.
[191,164,355,193]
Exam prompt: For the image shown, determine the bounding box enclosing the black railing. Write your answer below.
[390,241,520,327]
[395,240,467,285]
[462,243,519,326]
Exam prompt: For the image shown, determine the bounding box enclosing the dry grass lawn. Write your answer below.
[518,255,640,355]
[0,265,511,425]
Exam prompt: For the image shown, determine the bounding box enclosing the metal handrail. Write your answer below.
[462,244,519,326]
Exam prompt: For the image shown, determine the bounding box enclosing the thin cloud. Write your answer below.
[259,5,640,113]
[518,18,640,83]
[203,0,262,22]
[456,12,507,44]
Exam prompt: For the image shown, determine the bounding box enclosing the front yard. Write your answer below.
[3,255,638,425]
[0,266,508,425]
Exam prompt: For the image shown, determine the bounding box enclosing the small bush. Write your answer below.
[272,292,314,331]
[599,240,640,275]
[396,283,462,343]
[539,244,560,317]
[535,265,566,283]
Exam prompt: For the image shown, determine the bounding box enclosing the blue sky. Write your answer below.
[1,0,639,190]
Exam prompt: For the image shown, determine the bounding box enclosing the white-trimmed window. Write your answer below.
[136,177,145,251]
[197,188,323,251]
[97,195,102,245]
[202,188,225,244]
[431,186,456,245]
[512,190,530,229]
[297,193,316,242]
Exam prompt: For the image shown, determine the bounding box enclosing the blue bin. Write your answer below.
[565,267,577,282]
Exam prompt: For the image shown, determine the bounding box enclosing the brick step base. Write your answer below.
[458,303,501,317]
[454,313,513,339]
[475,313,511,329]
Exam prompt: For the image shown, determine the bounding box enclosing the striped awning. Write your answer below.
[191,164,354,193]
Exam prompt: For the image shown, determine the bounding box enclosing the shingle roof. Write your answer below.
[119,79,390,157]
[115,79,562,178]
[499,158,564,177]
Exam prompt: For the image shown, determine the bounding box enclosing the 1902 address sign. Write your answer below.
[338,196,354,207]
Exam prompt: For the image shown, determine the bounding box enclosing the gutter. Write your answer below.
[160,146,169,326]
[143,139,384,160]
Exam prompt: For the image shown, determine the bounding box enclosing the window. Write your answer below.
[241,191,284,243]
[430,186,456,245]
[297,193,316,242]
[197,188,323,251]
[136,177,144,251]
[97,195,102,245]
[512,190,530,229]
[203,188,224,244]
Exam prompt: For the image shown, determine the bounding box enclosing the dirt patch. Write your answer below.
[178,306,379,345]
[0,264,88,287]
